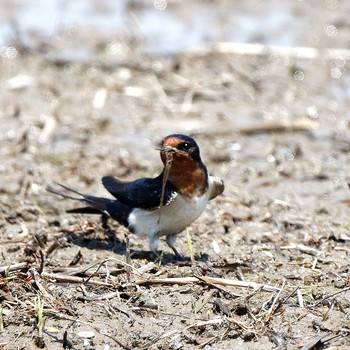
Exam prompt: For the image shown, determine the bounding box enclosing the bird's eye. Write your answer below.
[182,142,191,150]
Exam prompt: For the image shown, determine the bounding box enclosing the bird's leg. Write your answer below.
[166,234,184,260]
[149,231,161,259]
[100,213,110,230]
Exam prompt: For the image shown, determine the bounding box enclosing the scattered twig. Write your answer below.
[69,250,83,266]
[42,272,112,287]
[227,317,250,330]
[45,240,61,258]
[184,41,350,60]
[265,279,285,321]
[78,257,143,285]
[299,332,329,350]
[244,287,263,321]
[124,233,131,285]
[141,318,224,349]
[198,335,219,348]
[83,257,144,286]
[38,250,45,274]
[0,262,28,275]
[239,118,317,135]
[274,285,300,312]
[136,306,190,319]
[136,276,278,292]
[110,304,135,325]
[31,269,55,303]
[196,289,217,313]
[280,244,320,257]
[82,292,120,301]
[158,149,173,224]
[312,286,350,307]
[3,330,23,348]
[195,275,242,299]
[53,261,103,276]
[297,289,304,308]
[41,310,131,349]
[95,327,131,350]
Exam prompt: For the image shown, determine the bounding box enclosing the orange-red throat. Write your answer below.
[160,136,207,198]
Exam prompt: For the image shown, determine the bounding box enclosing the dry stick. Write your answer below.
[83,257,144,285]
[42,272,112,287]
[44,257,144,287]
[38,250,45,274]
[244,287,263,321]
[96,328,131,350]
[196,289,217,313]
[158,151,173,224]
[3,330,24,349]
[53,261,102,276]
[37,310,131,349]
[198,335,219,348]
[265,279,285,322]
[141,318,224,350]
[136,307,190,319]
[312,286,350,307]
[110,304,135,325]
[53,258,137,276]
[297,288,304,308]
[83,292,120,301]
[226,317,250,330]
[125,233,131,285]
[196,275,242,298]
[274,285,300,312]
[299,332,329,350]
[0,262,28,275]
[136,276,279,292]
[46,240,60,258]
[170,319,224,342]
[239,118,317,135]
[31,269,55,303]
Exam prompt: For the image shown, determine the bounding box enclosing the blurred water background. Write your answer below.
[0,0,346,57]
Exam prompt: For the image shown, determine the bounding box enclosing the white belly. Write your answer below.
[128,178,213,237]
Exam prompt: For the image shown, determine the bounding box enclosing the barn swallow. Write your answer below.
[47,134,224,258]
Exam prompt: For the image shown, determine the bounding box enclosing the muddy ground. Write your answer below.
[1,1,350,349]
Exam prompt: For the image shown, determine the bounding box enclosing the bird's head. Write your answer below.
[160,134,201,166]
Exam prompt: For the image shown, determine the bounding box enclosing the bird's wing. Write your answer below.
[102,174,177,210]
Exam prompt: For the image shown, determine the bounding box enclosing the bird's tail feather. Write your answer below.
[67,207,102,214]
[46,183,111,215]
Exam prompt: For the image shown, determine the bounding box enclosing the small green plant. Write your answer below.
[36,296,46,348]
[5,264,11,277]
[186,229,195,262]
[157,251,164,267]
[0,308,4,331]
[192,302,197,315]
[321,303,330,321]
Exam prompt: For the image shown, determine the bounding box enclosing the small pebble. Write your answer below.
[77,331,95,339]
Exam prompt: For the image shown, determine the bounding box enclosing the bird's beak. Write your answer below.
[160,146,177,154]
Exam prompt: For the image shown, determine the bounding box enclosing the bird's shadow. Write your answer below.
[65,229,209,265]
